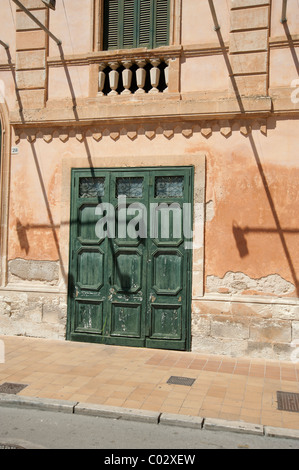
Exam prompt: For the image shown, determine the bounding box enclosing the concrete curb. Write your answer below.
[265,426,299,440]
[0,393,77,413]
[203,417,264,436]
[74,402,160,424]
[159,412,204,429]
[0,394,299,441]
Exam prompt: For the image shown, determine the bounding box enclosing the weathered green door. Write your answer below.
[67,167,193,351]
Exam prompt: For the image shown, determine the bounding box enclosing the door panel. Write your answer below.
[146,168,192,350]
[68,171,110,343]
[106,171,148,346]
[153,250,183,295]
[74,299,104,335]
[67,167,193,351]
[110,303,141,337]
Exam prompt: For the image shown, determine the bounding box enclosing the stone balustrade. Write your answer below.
[98,57,170,96]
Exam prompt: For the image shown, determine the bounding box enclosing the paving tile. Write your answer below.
[178,407,201,417]
[1,335,299,434]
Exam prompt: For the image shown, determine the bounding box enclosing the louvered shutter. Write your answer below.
[138,0,151,48]
[103,0,169,51]
[103,0,120,50]
[154,0,169,47]
[123,0,136,49]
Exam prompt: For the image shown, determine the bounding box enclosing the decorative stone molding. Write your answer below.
[15,2,47,110]
[13,119,270,144]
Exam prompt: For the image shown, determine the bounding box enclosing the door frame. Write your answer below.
[0,101,11,287]
[66,166,194,351]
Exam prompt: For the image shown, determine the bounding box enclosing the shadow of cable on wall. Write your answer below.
[208,0,299,297]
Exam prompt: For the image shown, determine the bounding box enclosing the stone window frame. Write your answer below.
[93,0,182,51]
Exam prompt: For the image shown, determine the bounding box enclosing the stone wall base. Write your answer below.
[191,298,299,361]
[0,290,67,340]
[1,290,299,361]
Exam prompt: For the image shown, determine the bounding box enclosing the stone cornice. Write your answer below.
[47,45,183,68]
[13,117,270,144]
[10,94,273,127]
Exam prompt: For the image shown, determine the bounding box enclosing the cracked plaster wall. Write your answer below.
[206,272,296,296]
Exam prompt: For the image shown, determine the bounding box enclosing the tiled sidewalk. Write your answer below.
[0,335,299,430]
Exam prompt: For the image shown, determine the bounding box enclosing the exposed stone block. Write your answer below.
[42,305,61,324]
[206,272,295,296]
[273,342,296,361]
[231,0,270,8]
[16,69,46,89]
[229,74,268,96]
[16,31,46,51]
[191,315,211,338]
[211,316,249,340]
[231,6,269,32]
[250,319,292,343]
[16,50,46,71]
[272,305,299,322]
[230,30,268,53]
[0,292,67,340]
[8,259,59,285]
[17,89,45,109]
[246,340,273,358]
[16,10,47,31]
[192,336,248,358]
[292,322,299,341]
[230,52,268,75]
[16,0,47,9]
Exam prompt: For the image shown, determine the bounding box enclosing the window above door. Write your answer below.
[94,0,181,52]
[103,0,170,51]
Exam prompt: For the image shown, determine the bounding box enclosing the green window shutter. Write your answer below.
[138,0,152,48]
[103,0,120,50]
[122,0,136,49]
[154,0,169,48]
[103,0,169,51]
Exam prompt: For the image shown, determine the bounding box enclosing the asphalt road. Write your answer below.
[0,406,299,451]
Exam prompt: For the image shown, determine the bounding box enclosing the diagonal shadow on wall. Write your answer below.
[30,142,68,285]
[208,0,299,296]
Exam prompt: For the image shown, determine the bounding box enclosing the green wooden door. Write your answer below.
[106,170,149,347]
[67,167,193,351]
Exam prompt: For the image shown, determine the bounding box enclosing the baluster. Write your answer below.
[98,63,106,96]
[121,60,133,95]
[149,58,161,94]
[108,61,120,96]
[163,58,170,93]
[135,59,147,94]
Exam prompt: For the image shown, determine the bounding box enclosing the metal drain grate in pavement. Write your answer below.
[167,376,195,387]
[277,391,299,413]
[0,383,28,395]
